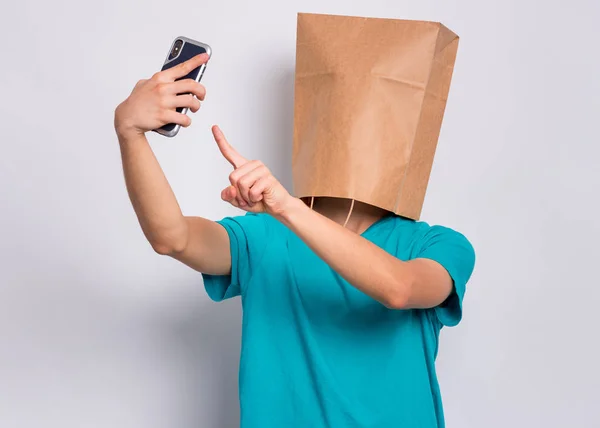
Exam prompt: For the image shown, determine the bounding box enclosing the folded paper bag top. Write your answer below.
[292,13,459,220]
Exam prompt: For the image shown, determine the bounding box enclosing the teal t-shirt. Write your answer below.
[202,212,475,428]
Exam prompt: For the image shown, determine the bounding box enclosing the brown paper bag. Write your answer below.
[292,13,459,220]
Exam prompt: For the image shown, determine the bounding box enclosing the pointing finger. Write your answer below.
[212,125,247,169]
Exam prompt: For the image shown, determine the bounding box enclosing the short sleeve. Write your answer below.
[417,226,476,327]
[202,213,271,302]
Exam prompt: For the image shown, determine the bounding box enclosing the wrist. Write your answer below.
[274,196,307,227]
[116,128,148,152]
[114,104,144,143]
[116,127,145,145]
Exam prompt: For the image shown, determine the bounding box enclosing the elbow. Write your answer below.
[382,292,409,310]
[382,278,413,310]
[146,222,190,256]
[150,237,187,256]
[151,242,173,256]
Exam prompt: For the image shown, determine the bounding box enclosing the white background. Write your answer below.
[1,0,599,427]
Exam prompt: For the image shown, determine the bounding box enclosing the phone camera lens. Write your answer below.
[170,39,183,58]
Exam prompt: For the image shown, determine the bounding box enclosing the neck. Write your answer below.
[304,197,390,234]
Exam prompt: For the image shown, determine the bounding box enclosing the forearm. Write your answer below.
[118,131,187,253]
[209,128,451,308]
[276,199,412,308]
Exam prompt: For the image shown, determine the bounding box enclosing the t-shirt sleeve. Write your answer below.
[417,226,476,327]
[201,213,270,302]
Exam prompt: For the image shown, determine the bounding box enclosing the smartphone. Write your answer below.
[154,37,212,137]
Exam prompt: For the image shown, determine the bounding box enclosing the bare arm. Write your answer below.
[115,54,231,275]
[277,199,453,310]
[210,127,454,310]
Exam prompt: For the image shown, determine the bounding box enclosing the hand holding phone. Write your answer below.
[156,37,212,137]
[114,38,211,139]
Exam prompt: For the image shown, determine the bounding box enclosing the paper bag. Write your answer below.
[292,13,459,220]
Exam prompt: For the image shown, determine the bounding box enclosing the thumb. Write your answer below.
[221,185,238,206]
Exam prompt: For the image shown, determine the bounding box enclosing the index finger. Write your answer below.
[162,53,209,81]
[212,125,247,169]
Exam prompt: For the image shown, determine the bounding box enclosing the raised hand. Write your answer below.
[114,54,209,138]
[212,125,293,216]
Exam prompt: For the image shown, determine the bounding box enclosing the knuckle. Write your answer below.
[156,83,168,95]
[238,177,249,188]
[181,63,193,74]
